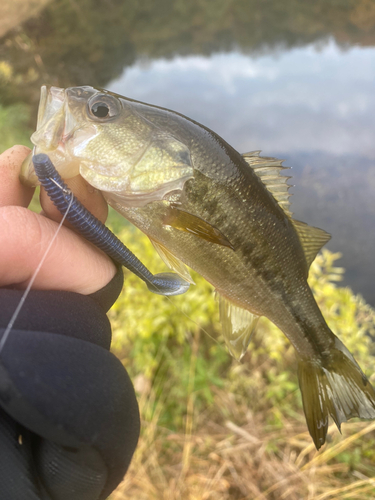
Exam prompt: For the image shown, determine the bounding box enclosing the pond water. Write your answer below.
[1,0,374,304]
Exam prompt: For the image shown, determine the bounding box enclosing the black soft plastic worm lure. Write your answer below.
[32,153,190,296]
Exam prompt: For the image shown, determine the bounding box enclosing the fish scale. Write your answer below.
[21,85,375,450]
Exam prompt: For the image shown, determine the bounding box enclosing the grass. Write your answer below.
[110,338,375,499]
[23,195,375,498]
[106,224,375,500]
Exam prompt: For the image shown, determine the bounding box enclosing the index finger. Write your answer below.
[40,173,109,225]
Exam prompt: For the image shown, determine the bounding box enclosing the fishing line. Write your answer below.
[33,153,189,298]
[23,154,221,352]
[0,189,74,355]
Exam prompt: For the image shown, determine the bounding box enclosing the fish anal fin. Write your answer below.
[218,294,259,361]
[164,206,234,249]
[242,151,293,217]
[298,337,375,450]
[292,219,331,269]
[149,237,195,284]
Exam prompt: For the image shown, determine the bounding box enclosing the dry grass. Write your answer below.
[108,248,375,499]
[111,331,375,500]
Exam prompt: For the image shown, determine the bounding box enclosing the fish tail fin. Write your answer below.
[298,338,375,450]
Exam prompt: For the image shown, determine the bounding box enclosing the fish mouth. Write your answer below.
[36,85,65,130]
[21,86,65,186]
[32,86,95,154]
[31,86,66,151]
[20,86,83,186]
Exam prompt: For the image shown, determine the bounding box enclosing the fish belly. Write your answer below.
[107,195,327,354]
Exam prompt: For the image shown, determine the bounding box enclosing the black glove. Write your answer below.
[0,266,140,500]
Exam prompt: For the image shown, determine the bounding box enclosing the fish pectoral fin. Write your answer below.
[163,206,234,249]
[217,294,259,361]
[292,219,331,269]
[149,237,195,284]
[298,337,375,450]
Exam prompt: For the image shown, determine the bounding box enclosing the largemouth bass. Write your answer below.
[22,86,375,449]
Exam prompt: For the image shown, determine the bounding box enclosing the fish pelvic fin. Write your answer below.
[149,237,195,284]
[298,337,375,450]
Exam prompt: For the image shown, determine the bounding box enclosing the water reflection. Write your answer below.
[108,41,375,304]
[109,41,375,156]
[0,0,374,303]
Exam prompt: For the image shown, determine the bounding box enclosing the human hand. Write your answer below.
[0,146,139,499]
[0,145,116,293]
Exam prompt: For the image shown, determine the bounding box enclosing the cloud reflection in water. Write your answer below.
[109,40,375,304]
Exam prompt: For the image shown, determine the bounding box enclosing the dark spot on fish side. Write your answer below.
[204,198,219,217]
[251,253,267,269]
[241,242,255,258]
[259,269,276,282]
[247,252,281,284]
[199,183,209,197]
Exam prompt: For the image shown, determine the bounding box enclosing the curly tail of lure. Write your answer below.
[32,154,190,297]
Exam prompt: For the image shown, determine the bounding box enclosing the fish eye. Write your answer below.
[87,94,121,121]
[91,102,109,118]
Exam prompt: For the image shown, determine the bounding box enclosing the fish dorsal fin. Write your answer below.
[217,293,260,361]
[243,152,330,268]
[292,220,331,269]
[149,237,195,284]
[242,151,292,216]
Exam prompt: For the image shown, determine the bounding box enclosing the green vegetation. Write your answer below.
[107,219,375,499]
[0,103,32,152]
[0,59,32,150]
